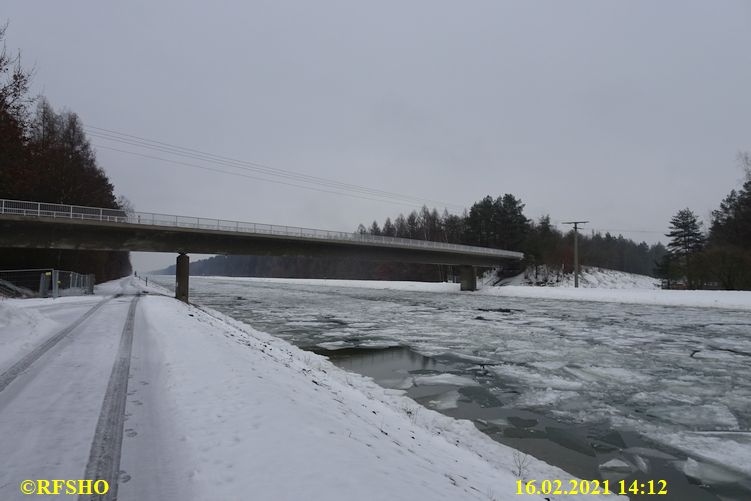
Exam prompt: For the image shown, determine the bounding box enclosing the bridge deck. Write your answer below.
[0,199,523,266]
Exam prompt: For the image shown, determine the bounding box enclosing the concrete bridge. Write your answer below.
[0,199,524,301]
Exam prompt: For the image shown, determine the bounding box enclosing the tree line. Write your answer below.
[359,195,667,281]
[0,25,131,281]
[659,153,751,290]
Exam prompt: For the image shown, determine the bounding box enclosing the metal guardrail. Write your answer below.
[0,198,524,259]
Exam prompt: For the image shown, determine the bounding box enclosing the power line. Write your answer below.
[92,144,444,209]
[85,125,466,211]
[87,129,426,205]
[88,130,450,207]
[549,219,665,235]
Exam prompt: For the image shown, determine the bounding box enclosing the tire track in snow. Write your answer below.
[0,295,117,393]
[80,295,139,501]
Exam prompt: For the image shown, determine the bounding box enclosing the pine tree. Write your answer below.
[710,153,751,248]
[442,210,465,244]
[667,209,705,255]
[464,196,495,246]
[703,152,751,290]
[654,253,680,289]
[382,217,396,237]
[406,211,420,239]
[394,214,408,238]
[493,194,530,250]
[666,208,706,288]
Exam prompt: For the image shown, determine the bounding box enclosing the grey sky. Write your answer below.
[6,0,751,272]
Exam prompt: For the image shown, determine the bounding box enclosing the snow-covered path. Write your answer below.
[0,279,625,501]
[0,291,136,497]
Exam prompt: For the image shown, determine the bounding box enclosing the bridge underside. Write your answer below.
[1,216,521,300]
[0,216,514,267]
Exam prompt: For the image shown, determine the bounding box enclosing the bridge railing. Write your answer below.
[0,199,523,259]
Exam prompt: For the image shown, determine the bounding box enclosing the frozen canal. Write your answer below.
[154,276,751,500]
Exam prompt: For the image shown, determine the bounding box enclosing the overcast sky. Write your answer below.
[6,0,751,272]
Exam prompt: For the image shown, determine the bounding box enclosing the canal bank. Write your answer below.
[152,275,751,501]
[315,345,746,501]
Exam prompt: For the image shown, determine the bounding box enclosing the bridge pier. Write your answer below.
[175,253,190,303]
[460,265,477,291]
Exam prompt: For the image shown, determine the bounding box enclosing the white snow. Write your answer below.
[206,276,460,293]
[412,373,481,387]
[0,300,44,328]
[0,279,627,501]
[598,458,634,472]
[491,267,751,310]
[483,286,751,310]
[501,266,661,289]
[184,273,751,310]
[0,299,61,369]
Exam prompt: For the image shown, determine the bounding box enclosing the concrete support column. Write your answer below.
[175,253,190,303]
[52,269,59,298]
[460,265,477,291]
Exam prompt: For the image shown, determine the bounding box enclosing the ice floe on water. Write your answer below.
[683,457,749,485]
[647,430,751,477]
[515,388,581,407]
[316,340,353,350]
[427,389,462,410]
[599,457,635,473]
[493,363,584,391]
[645,404,740,430]
[412,373,480,387]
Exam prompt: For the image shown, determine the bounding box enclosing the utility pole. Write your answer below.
[562,221,588,288]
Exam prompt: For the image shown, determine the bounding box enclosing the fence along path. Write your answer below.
[0,269,95,298]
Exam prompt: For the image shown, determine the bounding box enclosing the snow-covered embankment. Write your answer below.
[131,289,625,500]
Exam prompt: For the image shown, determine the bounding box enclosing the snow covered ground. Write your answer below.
[0,279,626,500]
[499,267,661,289]
[483,285,751,310]
[493,267,751,309]
[216,276,460,293]
[215,274,751,310]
